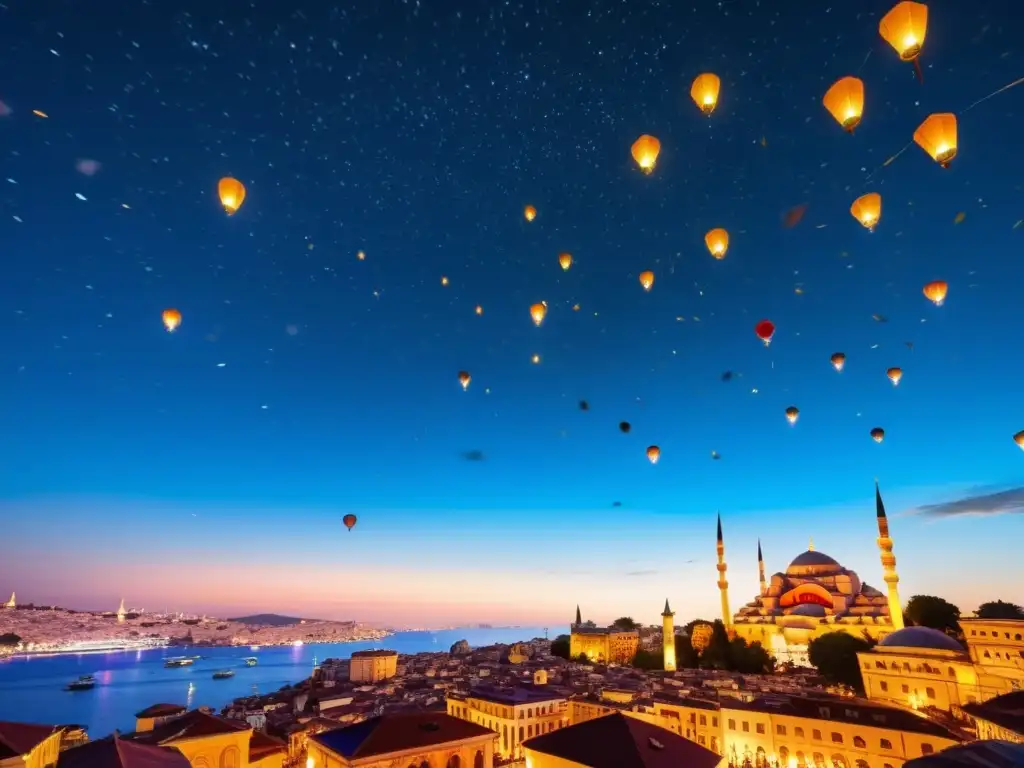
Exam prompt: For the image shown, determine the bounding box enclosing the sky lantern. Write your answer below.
[705,228,729,259]
[785,406,800,425]
[631,134,661,174]
[458,371,471,391]
[871,427,886,443]
[879,1,928,62]
[923,280,948,306]
[755,319,775,346]
[1014,431,1024,451]
[822,76,865,132]
[342,514,357,532]
[474,305,483,315]
[646,445,661,464]
[830,352,847,372]
[524,204,537,222]
[690,73,721,116]
[530,302,547,327]
[639,270,655,292]
[850,193,882,232]
[161,308,182,333]
[887,367,903,386]
[217,177,246,215]
[559,252,573,271]
[914,113,957,167]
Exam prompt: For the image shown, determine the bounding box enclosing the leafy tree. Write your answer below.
[631,649,663,670]
[905,595,961,635]
[550,634,570,660]
[808,633,874,692]
[675,634,699,669]
[0,632,20,646]
[574,653,590,664]
[694,620,773,673]
[612,617,640,631]
[581,620,597,629]
[976,600,1024,620]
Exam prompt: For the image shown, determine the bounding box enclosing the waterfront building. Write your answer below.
[0,722,66,768]
[348,650,398,684]
[58,736,190,768]
[857,622,1024,713]
[662,600,676,673]
[3,593,14,610]
[307,712,495,768]
[522,712,723,768]
[569,607,639,665]
[961,690,1024,743]
[133,705,187,733]
[722,483,905,665]
[117,600,126,624]
[446,672,570,762]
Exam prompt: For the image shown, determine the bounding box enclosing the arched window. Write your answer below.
[853,736,865,748]
[880,738,893,750]
[830,755,848,768]
[503,724,508,752]
[473,753,484,768]
[813,753,825,768]
[446,756,461,768]
[795,751,806,768]
[948,667,956,677]
[219,747,240,768]
[855,762,869,768]
[519,726,524,742]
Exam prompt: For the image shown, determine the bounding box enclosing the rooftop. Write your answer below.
[311,712,493,760]
[0,722,61,759]
[123,710,249,745]
[350,649,398,658]
[904,739,1024,767]
[462,684,567,705]
[962,690,1024,737]
[57,736,191,768]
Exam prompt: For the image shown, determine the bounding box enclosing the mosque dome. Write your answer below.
[788,603,828,618]
[786,550,843,576]
[879,627,964,653]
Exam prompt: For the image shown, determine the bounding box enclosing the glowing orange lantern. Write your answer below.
[690,73,721,116]
[831,352,846,372]
[530,302,547,327]
[639,270,654,292]
[524,204,537,222]
[458,371,471,391]
[705,228,729,259]
[923,280,948,306]
[217,177,246,215]
[646,445,661,464]
[823,77,865,133]
[161,308,182,333]
[1014,431,1024,451]
[785,406,800,425]
[914,113,957,167]
[871,427,885,443]
[879,1,928,61]
[559,252,572,271]
[887,367,903,386]
[631,134,661,174]
[850,193,882,232]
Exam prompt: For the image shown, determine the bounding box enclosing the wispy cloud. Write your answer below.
[913,486,1024,518]
[624,569,659,577]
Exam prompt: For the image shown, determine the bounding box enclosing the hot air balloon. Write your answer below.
[1014,431,1024,451]
[831,352,847,372]
[823,76,865,133]
[871,427,885,443]
[785,406,800,425]
[705,228,729,259]
[923,280,948,306]
[887,367,903,386]
[631,134,661,174]
[646,445,661,464]
[530,302,547,327]
[524,205,537,222]
[914,113,957,167]
[755,320,775,346]
[162,308,182,333]
[458,371,471,391]
[850,193,882,232]
[342,514,357,532]
[879,1,928,62]
[639,270,654,292]
[690,73,721,116]
[217,177,246,215]
[559,252,573,271]
[619,421,631,434]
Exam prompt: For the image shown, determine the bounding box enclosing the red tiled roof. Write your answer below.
[311,712,493,759]
[0,721,60,759]
[134,705,186,720]
[124,711,249,746]
[58,736,191,768]
[248,731,287,763]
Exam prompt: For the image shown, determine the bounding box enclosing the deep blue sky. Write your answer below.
[1,0,1022,626]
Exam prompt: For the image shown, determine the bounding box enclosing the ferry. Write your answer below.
[243,657,258,667]
[164,656,195,668]
[212,670,235,680]
[65,675,96,691]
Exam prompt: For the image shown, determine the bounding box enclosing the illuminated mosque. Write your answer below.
[719,482,905,665]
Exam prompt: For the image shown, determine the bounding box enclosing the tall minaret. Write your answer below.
[4,592,15,609]
[716,512,732,630]
[757,539,767,596]
[875,482,905,630]
[117,598,126,623]
[661,599,676,672]
[574,604,581,628]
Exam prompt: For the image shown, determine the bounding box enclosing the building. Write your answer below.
[446,673,570,762]
[117,600,126,624]
[661,600,676,673]
[3,593,14,610]
[58,736,190,768]
[857,624,1024,713]
[133,705,187,733]
[522,712,723,768]
[349,650,398,684]
[904,740,1024,767]
[569,606,639,665]
[961,690,1024,743]
[307,712,495,768]
[0,722,66,768]
[721,483,905,665]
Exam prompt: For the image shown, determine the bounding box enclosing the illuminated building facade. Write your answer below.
[568,607,639,665]
[348,650,398,683]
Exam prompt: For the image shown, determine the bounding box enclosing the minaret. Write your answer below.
[574,604,582,628]
[875,481,905,630]
[117,598,126,623]
[716,512,732,631]
[757,539,767,596]
[4,592,15,609]
[661,599,676,672]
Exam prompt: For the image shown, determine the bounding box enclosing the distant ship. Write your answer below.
[212,670,235,679]
[249,645,261,651]
[164,657,195,668]
[243,657,258,666]
[65,675,96,691]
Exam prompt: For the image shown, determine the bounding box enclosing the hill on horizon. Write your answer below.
[228,613,308,626]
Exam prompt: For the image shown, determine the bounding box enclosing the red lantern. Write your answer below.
[755,319,775,345]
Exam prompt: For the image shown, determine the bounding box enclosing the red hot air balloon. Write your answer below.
[755,320,775,346]
[342,514,357,532]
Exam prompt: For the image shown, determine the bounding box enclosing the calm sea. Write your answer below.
[0,627,550,737]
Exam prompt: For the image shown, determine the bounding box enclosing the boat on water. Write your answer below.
[164,657,195,668]
[212,669,235,679]
[243,657,258,666]
[65,675,96,691]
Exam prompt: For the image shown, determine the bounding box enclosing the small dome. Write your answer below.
[788,603,827,617]
[787,550,841,571]
[879,626,964,652]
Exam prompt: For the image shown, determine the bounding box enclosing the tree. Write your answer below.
[905,595,961,635]
[976,600,1024,620]
[728,638,774,674]
[807,633,874,692]
[550,634,570,660]
[612,617,640,631]
[675,634,699,669]
[631,649,663,670]
[574,653,590,664]
[0,632,20,646]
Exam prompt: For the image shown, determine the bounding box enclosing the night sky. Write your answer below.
[2,0,1022,626]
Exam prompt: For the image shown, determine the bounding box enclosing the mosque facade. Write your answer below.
[568,605,641,665]
[718,483,905,665]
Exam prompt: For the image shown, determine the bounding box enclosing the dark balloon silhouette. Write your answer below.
[721,370,734,382]
[612,501,622,507]
[619,421,631,433]
[782,203,808,228]
[462,450,486,461]
[579,400,590,411]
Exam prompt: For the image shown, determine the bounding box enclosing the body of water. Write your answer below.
[0,627,549,737]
